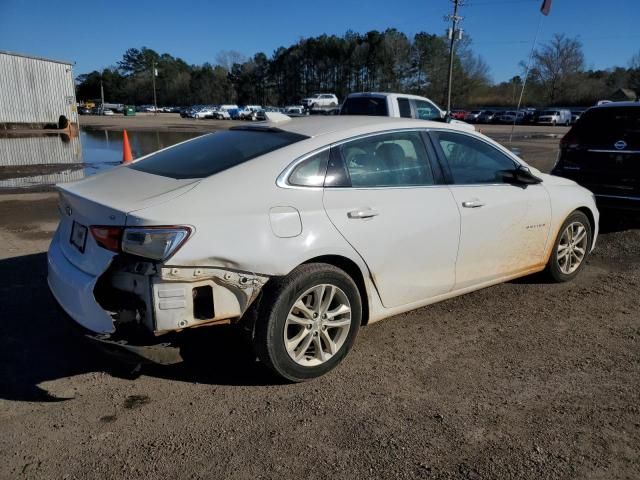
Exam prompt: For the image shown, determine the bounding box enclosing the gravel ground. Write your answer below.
[0,187,639,479]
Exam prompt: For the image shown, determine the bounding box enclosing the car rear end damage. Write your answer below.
[48,170,272,364]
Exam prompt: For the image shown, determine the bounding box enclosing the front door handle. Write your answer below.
[462,200,486,208]
[347,208,380,219]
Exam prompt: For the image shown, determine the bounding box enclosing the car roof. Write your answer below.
[345,92,438,101]
[239,115,470,138]
[592,101,640,109]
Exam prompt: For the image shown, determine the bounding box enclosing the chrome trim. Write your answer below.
[595,194,640,201]
[276,127,529,191]
[425,127,524,167]
[587,149,640,154]
[276,128,435,190]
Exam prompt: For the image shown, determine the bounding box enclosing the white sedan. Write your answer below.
[48,116,598,381]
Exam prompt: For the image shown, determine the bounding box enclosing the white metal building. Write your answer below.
[0,51,78,128]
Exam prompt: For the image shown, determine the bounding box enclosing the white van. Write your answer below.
[537,109,572,126]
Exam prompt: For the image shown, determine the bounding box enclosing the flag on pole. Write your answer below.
[540,0,552,15]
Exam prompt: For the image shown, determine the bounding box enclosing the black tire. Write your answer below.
[253,263,361,382]
[545,211,592,282]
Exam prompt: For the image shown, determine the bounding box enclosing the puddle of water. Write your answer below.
[0,129,203,190]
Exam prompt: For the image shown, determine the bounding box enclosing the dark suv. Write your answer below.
[552,102,640,210]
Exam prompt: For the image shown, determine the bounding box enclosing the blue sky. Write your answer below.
[1,0,638,83]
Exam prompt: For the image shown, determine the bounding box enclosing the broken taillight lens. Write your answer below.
[90,226,123,253]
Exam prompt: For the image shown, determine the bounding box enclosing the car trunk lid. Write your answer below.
[56,166,200,275]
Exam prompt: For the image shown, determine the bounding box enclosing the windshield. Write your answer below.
[130,129,308,179]
[543,111,559,115]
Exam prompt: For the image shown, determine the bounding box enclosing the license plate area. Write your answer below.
[70,221,88,253]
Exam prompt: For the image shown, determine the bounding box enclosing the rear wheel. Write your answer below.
[253,263,361,382]
[545,211,592,282]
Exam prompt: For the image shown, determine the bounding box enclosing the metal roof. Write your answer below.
[0,50,73,66]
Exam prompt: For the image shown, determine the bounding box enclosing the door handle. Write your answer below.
[347,208,380,219]
[462,200,486,208]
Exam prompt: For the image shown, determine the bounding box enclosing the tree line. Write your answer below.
[75,30,640,108]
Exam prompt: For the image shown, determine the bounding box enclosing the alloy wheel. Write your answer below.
[557,221,588,274]
[284,284,352,367]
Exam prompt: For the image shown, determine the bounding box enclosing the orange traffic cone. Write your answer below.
[122,129,133,164]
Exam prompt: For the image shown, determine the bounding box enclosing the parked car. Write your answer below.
[340,92,474,131]
[537,109,572,126]
[571,111,584,124]
[302,94,339,110]
[450,110,468,120]
[213,109,231,120]
[284,106,307,116]
[499,111,525,124]
[476,110,497,123]
[78,107,91,115]
[465,110,484,123]
[193,107,216,119]
[490,111,506,124]
[101,109,114,116]
[48,116,598,381]
[552,102,640,210]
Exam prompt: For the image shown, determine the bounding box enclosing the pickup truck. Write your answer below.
[340,92,474,131]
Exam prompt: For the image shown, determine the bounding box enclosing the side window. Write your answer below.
[288,149,329,186]
[338,131,435,187]
[432,131,518,185]
[414,100,441,120]
[398,98,412,118]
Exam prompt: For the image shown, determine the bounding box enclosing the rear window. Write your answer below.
[340,96,388,116]
[574,107,640,146]
[130,129,307,179]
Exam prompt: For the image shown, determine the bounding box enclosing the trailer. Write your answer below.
[0,50,78,130]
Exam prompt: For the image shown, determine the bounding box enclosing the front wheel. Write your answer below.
[545,211,592,282]
[253,263,361,382]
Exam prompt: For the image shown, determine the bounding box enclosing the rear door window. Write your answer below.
[130,129,307,179]
[340,96,388,116]
[398,98,412,118]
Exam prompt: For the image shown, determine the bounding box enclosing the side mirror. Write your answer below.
[502,166,543,186]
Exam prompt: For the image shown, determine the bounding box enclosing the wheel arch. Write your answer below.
[575,206,597,249]
[302,254,371,325]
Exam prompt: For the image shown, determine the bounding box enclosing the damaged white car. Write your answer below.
[48,115,598,381]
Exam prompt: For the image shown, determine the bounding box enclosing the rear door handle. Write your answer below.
[348,208,380,219]
[462,200,486,208]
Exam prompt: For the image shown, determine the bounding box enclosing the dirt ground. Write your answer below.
[1,181,639,479]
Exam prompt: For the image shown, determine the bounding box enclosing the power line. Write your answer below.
[467,0,537,5]
[474,33,640,45]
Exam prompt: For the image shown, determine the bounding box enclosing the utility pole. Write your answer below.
[100,77,105,114]
[151,61,158,115]
[445,0,464,115]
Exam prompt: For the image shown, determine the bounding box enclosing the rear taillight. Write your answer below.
[560,128,579,149]
[90,226,123,253]
[121,227,191,261]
